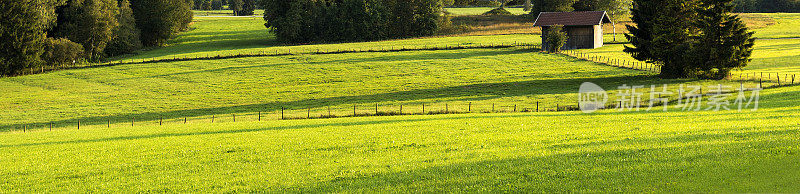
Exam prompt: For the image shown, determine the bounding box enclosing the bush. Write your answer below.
[436,15,469,35]
[483,7,512,15]
[129,0,193,46]
[545,25,567,53]
[262,0,443,43]
[43,38,85,68]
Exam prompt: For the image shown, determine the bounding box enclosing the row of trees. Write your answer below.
[261,0,444,43]
[0,0,192,76]
[193,0,224,10]
[192,0,255,16]
[529,0,631,22]
[732,0,800,12]
[625,0,755,79]
[229,0,256,16]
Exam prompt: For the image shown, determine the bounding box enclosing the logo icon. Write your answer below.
[578,82,608,113]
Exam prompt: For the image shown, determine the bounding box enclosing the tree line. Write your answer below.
[0,0,192,76]
[190,0,256,16]
[261,0,446,43]
[731,0,800,13]
[530,0,631,22]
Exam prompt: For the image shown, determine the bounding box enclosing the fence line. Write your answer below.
[6,45,800,132]
[0,79,784,133]
[556,49,799,86]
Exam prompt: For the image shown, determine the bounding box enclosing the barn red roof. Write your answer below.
[533,11,613,26]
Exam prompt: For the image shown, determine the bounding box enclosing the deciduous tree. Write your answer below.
[53,0,120,61]
[129,0,193,46]
[0,0,53,75]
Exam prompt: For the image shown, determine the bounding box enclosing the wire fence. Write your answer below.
[3,102,583,133]
[559,49,800,87]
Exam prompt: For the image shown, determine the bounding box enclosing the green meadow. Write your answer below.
[1,11,800,192]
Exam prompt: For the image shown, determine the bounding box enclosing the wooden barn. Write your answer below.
[533,11,614,50]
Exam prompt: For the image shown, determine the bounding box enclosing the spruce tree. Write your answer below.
[688,0,755,79]
[624,0,699,78]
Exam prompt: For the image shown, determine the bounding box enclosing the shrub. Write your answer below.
[545,25,567,53]
[483,7,512,15]
[43,38,85,68]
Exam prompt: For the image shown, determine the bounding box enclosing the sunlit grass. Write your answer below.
[445,7,529,16]
[1,12,800,193]
[2,84,799,192]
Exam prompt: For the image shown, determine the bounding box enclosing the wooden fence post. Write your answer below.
[160,117,163,125]
[132,117,135,126]
[536,102,539,112]
[233,114,236,122]
[514,104,517,112]
[108,119,110,128]
[468,102,472,112]
[400,105,403,114]
[445,104,449,113]
[78,120,80,130]
[375,104,378,115]
[422,104,425,114]
[492,103,495,112]
[185,117,187,124]
[281,108,285,120]
[307,108,310,119]
[258,112,261,121]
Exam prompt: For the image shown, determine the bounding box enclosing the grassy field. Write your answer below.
[2,85,799,192]
[2,12,800,192]
[446,7,530,15]
[192,9,265,16]
[7,46,760,129]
